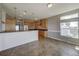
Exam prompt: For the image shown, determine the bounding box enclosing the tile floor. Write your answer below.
[0,38,79,56]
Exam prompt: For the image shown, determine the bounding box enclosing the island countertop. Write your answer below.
[0,30,38,33]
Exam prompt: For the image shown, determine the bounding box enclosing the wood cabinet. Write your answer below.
[24,19,48,39]
[4,17,48,40]
[35,19,48,39]
[5,18,16,32]
[24,20,35,30]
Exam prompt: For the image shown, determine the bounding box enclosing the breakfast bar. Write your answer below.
[0,30,38,51]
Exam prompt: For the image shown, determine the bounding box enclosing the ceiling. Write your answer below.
[2,3,79,20]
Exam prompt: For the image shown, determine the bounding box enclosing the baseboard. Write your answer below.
[47,37,79,46]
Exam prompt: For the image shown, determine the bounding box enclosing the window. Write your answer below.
[60,13,78,20]
[16,24,20,31]
[24,25,28,30]
[60,13,79,39]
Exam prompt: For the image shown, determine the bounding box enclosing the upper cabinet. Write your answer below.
[5,18,16,32]
[35,19,48,30]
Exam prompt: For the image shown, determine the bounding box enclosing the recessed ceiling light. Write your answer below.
[23,10,27,15]
[23,12,26,15]
[47,3,53,8]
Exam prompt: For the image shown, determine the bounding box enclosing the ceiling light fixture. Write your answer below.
[23,12,26,15]
[23,10,27,15]
[14,7,17,22]
[47,3,53,8]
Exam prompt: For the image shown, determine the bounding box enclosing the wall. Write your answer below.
[2,8,6,32]
[47,9,79,45]
[0,4,6,32]
[48,8,79,34]
[48,9,79,36]
[48,15,60,38]
[0,5,2,32]
[48,15,60,32]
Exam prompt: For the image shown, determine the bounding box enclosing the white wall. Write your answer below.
[0,5,2,32]
[48,15,60,37]
[1,8,6,31]
[48,16,60,32]
[0,31,38,51]
[0,24,2,32]
[0,4,6,32]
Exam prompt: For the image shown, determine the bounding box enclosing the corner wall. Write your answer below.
[48,15,60,37]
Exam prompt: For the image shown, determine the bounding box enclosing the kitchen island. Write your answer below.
[0,30,38,51]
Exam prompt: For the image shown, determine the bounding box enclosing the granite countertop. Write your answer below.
[0,29,48,33]
[29,29,48,31]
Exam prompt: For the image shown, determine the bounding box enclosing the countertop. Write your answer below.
[29,29,48,31]
[0,30,38,33]
[0,29,48,33]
